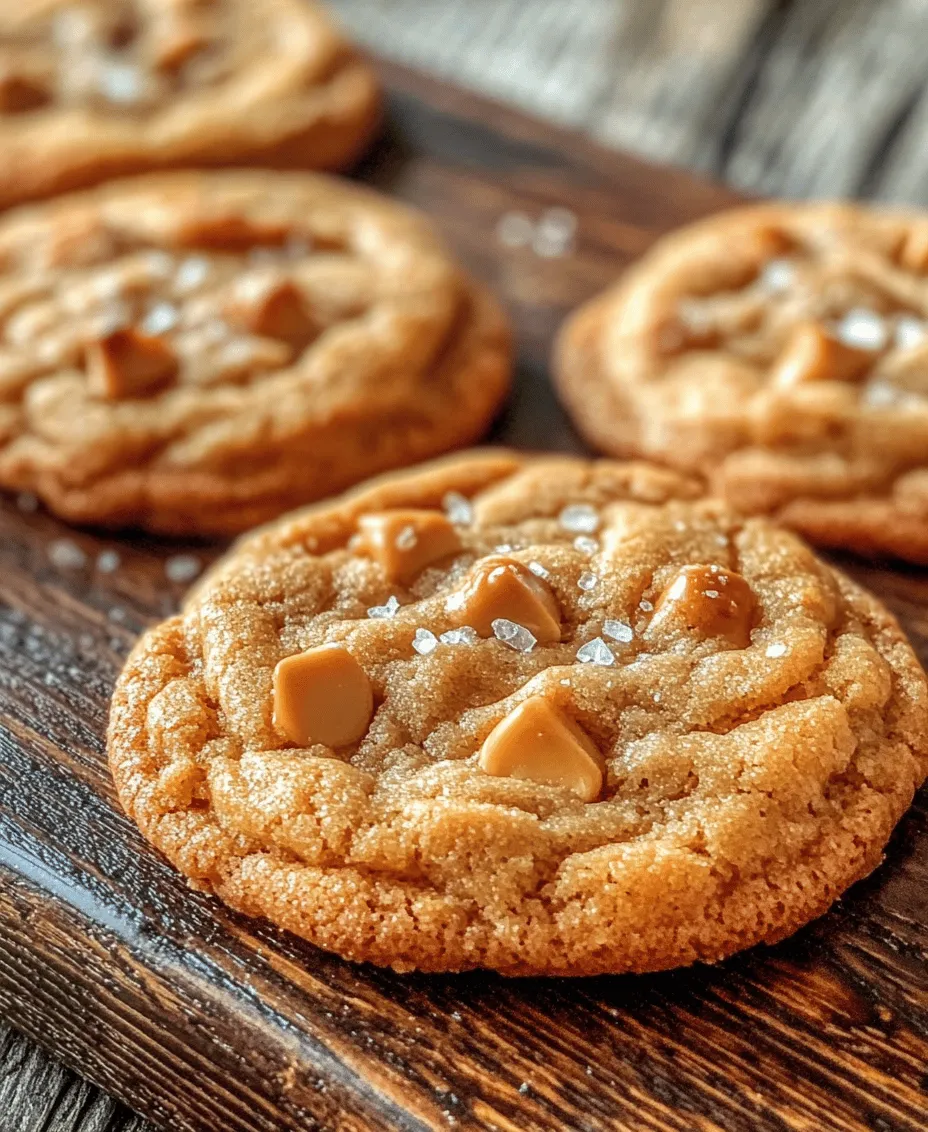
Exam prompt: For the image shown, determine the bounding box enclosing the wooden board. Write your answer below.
[0,58,927,1132]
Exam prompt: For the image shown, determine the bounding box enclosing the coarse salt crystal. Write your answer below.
[559,504,599,534]
[440,626,478,646]
[573,535,599,555]
[49,539,87,570]
[895,314,927,351]
[836,308,888,351]
[175,256,210,293]
[412,628,438,655]
[165,554,201,584]
[495,543,514,553]
[142,301,180,336]
[639,599,654,612]
[496,211,534,249]
[766,642,788,658]
[367,595,400,619]
[759,258,795,294]
[528,561,549,579]
[576,638,615,667]
[96,549,121,574]
[395,525,418,550]
[603,619,633,643]
[492,618,536,653]
[99,62,144,104]
[442,491,473,526]
[577,571,598,591]
[705,589,720,599]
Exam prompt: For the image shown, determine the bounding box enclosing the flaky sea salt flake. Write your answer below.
[412,628,439,655]
[442,491,473,526]
[395,525,418,550]
[492,618,536,653]
[559,504,600,534]
[576,638,615,667]
[165,554,202,584]
[49,539,87,570]
[367,595,400,619]
[603,619,633,644]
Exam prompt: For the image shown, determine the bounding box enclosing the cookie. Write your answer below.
[0,0,379,207]
[555,202,928,563]
[107,450,928,975]
[0,171,511,534]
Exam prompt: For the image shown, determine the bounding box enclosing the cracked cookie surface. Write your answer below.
[108,451,928,974]
[0,171,510,533]
[0,0,380,207]
[556,203,928,563]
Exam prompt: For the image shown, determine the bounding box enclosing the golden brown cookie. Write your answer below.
[0,171,511,533]
[0,0,380,206]
[555,203,928,563]
[108,450,928,975]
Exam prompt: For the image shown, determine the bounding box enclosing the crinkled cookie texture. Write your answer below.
[108,451,928,975]
[0,0,380,207]
[0,171,510,534]
[556,203,928,563]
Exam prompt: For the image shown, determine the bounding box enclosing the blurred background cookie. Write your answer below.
[0,0,380,207]
[556,203,928,563]
[0,170,511,533]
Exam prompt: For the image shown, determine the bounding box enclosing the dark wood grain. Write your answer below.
[0,58,927,1132]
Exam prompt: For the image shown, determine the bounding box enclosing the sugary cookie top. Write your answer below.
[110,452,928,974]
[0,171,508,531]
[559,203,928,560]
[0,0,359,120]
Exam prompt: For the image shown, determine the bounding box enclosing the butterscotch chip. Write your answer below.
[224,276,316,348]
[356,510,462,583]
[0,0,382,210]
[479,696,604,801]
[446,555,561,642]
[0,171,511,533]
[109,452,928,976]
[772,323,874,387]
[555,202,928,563]
[273,644,373,749]
[645,564,756,648]
[86,327,178,400]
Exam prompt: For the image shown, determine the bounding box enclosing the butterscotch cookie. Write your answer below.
[556,203,928,563]
[0,171,510,533]
[0,0,379,207]
[108,450,928,975]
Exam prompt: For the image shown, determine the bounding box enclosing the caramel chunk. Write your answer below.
[225,276,315,348]
[771,323,873,387]
[356,510,461,583]
[645,564,757,648]
[446,556,561,643]
[86,328,179,400]
[273,644,373,749]
[176,215,290,250]
[479,697,604,802]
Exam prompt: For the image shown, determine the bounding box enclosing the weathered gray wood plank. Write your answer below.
[7,2,928,1130]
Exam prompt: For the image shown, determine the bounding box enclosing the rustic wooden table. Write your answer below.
[4,1,928,1129]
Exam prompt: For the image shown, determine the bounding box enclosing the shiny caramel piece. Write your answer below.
[225,276,316,348]
[86,328,179,400]
[771,323,873,387]
[479,697,604,802]
[446,556,561,643]
[273,644,373,749]
[645,564,757,648]
[356,510,462,583]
